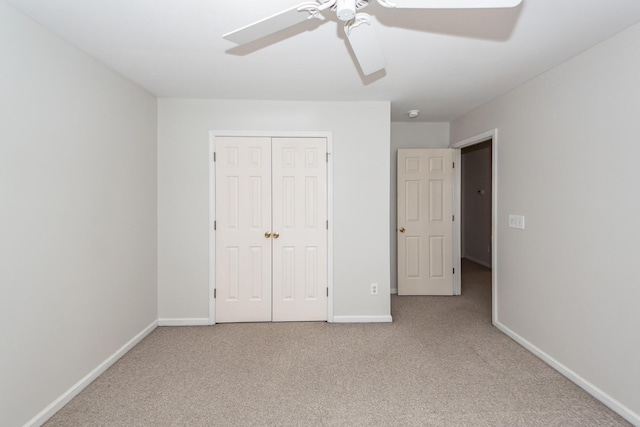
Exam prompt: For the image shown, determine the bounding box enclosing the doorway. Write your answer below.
[460,141,493,318]
[461,140,492,268]
[452,129,497,324]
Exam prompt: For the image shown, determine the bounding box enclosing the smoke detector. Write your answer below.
[408,109,420,119]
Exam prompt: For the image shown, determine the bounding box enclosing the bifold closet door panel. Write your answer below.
[271,138,328,322]
[215,137,272,322]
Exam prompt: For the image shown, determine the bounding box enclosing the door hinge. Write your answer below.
[214,220,216,230]
[452,215,455,222]
[213,289,217,299]
[452,162,455,169]
[326,152,330,163]
[327,288,329,297]
[213,152,216,162]
[453,268,455,274]
[326,220,329,230]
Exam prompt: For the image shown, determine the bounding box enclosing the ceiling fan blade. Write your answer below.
[223,2,324,45]
[377,0,522,9]
[345,14,386,76]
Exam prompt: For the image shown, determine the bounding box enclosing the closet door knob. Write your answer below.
[399,227,405,233]
[273,232,280,239]
[265,231,272,238]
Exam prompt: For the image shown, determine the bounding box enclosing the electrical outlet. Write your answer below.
[370,283,378,295]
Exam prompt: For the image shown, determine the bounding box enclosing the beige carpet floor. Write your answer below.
[45,260,630,426]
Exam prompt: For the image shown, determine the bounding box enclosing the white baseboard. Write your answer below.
[333,315,393,323]
[495,321,640,426]
[390,288,398,295]
[463,255,492,269]
[158,318,211,326]
[25,320,158,427]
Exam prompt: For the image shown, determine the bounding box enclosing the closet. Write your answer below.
[214,136,328,322]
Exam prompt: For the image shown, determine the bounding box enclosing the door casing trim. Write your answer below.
[209,130,334,325]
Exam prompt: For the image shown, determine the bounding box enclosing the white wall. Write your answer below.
[461,142,492,267]
[390,122,449,293]
[0,3,158,426]
[158,99,391,320]
[451,23,640,423]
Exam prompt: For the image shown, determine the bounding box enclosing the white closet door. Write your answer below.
[215,137,272,322]
[397,149,454,295]
[271,138,328,321]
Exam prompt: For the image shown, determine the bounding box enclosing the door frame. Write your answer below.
[208,130,334,325]
[451,129,498,324]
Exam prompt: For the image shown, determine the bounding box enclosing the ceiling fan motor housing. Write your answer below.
[336,0,369,22]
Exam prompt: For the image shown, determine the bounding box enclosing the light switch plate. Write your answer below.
[509,214,525,230]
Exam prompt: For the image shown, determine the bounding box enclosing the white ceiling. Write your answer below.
[8,0,640,121]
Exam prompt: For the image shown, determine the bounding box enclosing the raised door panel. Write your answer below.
[215,136,272,322]
[271,138,328,321]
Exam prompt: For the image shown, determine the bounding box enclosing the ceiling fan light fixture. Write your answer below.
[337,0,357,21]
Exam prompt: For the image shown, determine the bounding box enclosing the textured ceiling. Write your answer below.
[7,0,640,121]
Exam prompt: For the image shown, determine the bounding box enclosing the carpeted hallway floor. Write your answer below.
[45,260,630,426]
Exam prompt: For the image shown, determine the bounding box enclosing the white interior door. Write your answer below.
[215,137,272,322]
[271,138,328,321]
[215,136,328,322]
[397,149,454,295]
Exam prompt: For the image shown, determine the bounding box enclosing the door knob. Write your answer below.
[265,231,272,238]
[273,232,280,239]
[399,227,405,233]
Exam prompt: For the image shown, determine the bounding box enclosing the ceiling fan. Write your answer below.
[223,0,522,76]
